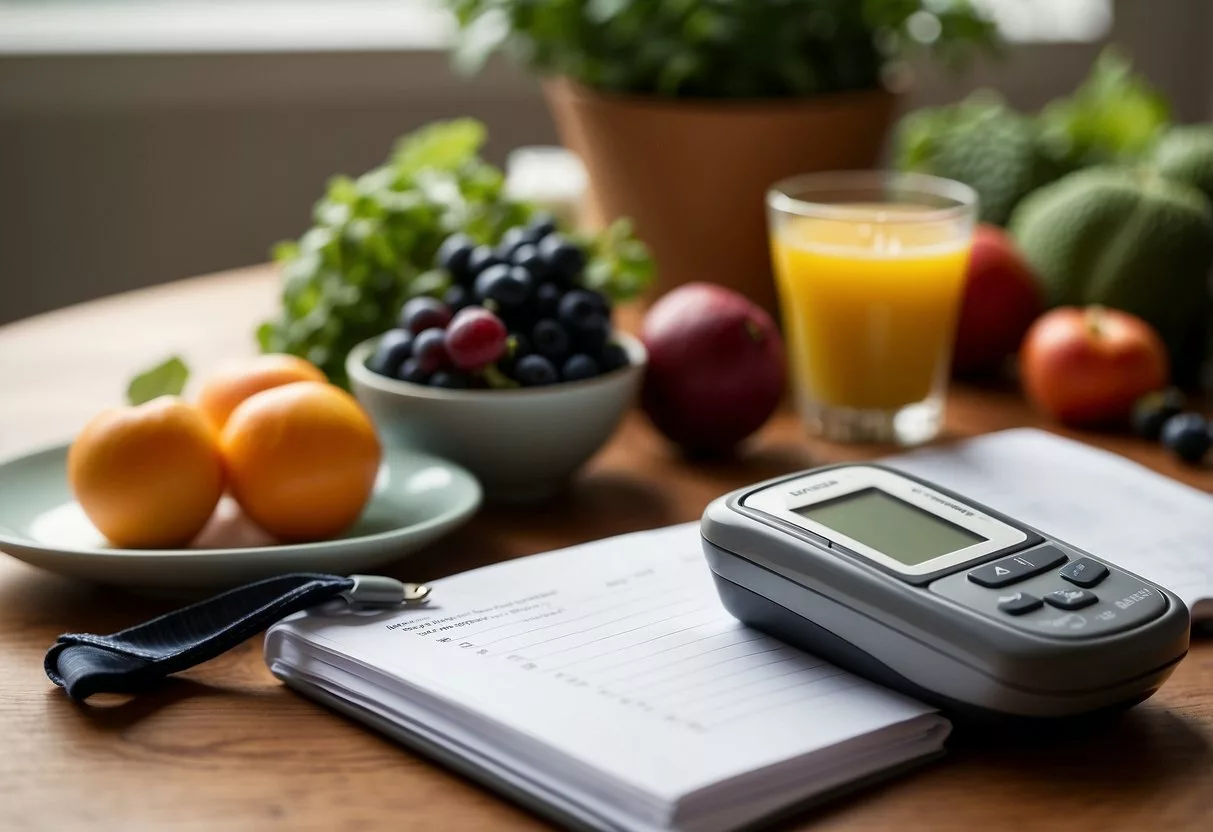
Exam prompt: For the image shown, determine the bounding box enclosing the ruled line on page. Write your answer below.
[549,629,763,675]
[497,598,711,656]
[469,582,700,644]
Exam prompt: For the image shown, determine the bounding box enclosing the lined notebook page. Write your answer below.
[268,524,945,806]
[889,428,1213,617]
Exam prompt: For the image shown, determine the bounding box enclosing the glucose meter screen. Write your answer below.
[796,488,985,566]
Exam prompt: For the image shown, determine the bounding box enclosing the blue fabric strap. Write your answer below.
[45,573,355,701]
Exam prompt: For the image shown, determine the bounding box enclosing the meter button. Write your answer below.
[1044,589,1098,610]
[1059,558,1109,588]
[997,591,1043,616]
[967,546,1068,588]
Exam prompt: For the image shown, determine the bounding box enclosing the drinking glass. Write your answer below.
[767,171,977,445]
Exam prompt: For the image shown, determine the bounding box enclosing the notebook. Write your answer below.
[264,428,1213,831]
[890,428,1213,620]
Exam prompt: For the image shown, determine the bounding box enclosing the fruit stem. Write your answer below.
[1085,305,1106,339]
[744,318,765,343]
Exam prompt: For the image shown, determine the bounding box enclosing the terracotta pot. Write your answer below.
[544,78,899,318]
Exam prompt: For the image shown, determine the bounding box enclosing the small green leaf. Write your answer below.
[127,356,190,406]
[392,118,486,178]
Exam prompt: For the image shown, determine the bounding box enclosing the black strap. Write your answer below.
[45,573,355,701]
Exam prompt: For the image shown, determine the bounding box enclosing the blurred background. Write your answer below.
[1,0,1209,325]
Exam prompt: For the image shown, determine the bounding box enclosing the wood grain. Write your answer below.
[1,267,1211,831]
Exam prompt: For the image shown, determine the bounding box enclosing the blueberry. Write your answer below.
[495,226,530,262]
[500,306,538,337]
[557,289,602,329]
[562,353,599,382]
[398,296,451,334]
[534,282,562,317]
[435,233,475,281]
[532,318,571,361]
[575,313,611,354]
[525,212,557,243]
[1161,412,1211,464]
[443,283,473,314]
[475,264,533,308]
[599,342,630,373]
[396,358,429,384]
[367,328,413,376]
[412,328,449,374]
[1132,388,1187,440]
[466,245,504,280]
[538,234,587,281]
[430,371,470,389]
[511,243,550,281]
[514,354,558,386]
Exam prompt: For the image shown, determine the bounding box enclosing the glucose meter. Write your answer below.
[700,464,1190,720]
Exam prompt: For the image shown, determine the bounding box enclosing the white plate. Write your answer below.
[0,443,481,592]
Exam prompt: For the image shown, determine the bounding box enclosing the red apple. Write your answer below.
[953,225,1044,376]
[1020,306,1168,426]
[641,283,785,453]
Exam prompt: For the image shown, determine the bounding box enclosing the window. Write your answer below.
[975,0,1112,43]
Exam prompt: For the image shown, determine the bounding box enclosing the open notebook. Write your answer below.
[264,429,1213,831]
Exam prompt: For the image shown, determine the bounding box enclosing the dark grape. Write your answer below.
[367,328,413,377]
[1161,413,1211,464]
[431,371,470,389]
[412,328,449,374]
[443,283,473,314]
[466,245,504,280]
[398,297,451,334]
[562,353,600,382]
[538,234,587,281]
[495,226,530,261]
[525,212,557,242]
[532,318,571,361]
[475,264,533,308]
[396,358,428,384]
[511,243,550,282]
[599,342,630,373]
[445,306,508,371]
[534,282,562,317]
[435,233,475,281]
[515,354,558,386]
[1131,388,1187,440]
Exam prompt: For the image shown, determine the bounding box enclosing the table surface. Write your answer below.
[1,267,1211,831]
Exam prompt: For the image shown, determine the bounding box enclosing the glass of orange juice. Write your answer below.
[767,172,977,445]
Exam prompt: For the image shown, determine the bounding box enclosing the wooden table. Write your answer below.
[1,267,1211,831]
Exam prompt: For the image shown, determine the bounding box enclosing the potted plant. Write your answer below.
[446,0,998,316]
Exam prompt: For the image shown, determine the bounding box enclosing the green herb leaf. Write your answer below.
[392,118,486,177]
[127,356,190,406]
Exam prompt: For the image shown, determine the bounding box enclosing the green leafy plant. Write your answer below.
[1037,49,1171,170]
[446,0,999,98]
[894,49,1172,225]
[258,118,653,387]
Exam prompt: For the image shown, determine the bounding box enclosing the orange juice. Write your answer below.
[771,208,972,411]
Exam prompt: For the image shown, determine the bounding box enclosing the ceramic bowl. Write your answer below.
[347,332,647,501]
